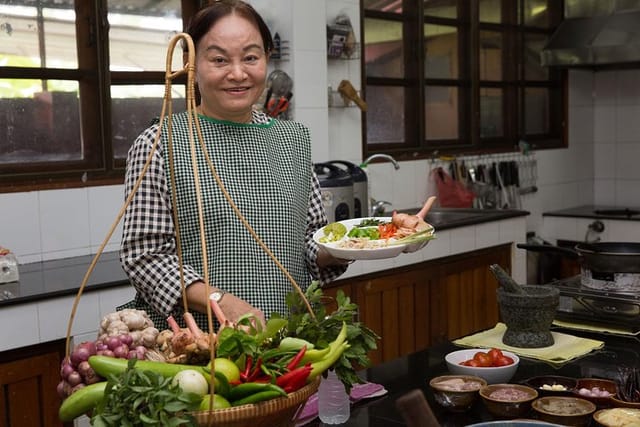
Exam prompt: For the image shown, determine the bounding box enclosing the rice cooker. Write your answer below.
[326,160,368,218]
[314,162,354,223]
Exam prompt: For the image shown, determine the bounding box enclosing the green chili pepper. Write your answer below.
[228,382,285,402]
[231,390,286,406]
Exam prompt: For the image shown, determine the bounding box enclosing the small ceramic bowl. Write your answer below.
[593,407,640,426]
[573,378,617,407]
[445,348,520,384]
[479,383,538,418]
[524,375,577,397]
[610,395,640,408]
[429,374,487,412]
[531,396,596,426]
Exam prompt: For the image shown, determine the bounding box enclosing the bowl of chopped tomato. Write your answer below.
[445,348,520,385]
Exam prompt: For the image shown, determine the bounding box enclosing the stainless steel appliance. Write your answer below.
[519,242,640,333]
[551,273,640,333]
[314,162,354,223]
[326,160,367,218]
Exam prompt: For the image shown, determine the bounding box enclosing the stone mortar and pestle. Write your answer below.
[489,264,559,348]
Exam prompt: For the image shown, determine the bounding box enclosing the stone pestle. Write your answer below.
[489,264,527,295]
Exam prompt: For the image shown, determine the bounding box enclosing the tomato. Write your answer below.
[473,352,492,367]
[488,348,504,363]
[493,355,514,367]
[460,359,480,367]
[378,223,398,239]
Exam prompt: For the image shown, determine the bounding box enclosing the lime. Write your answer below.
[320,222,347,243]
[209,357,241,383]
[198,394,231,411]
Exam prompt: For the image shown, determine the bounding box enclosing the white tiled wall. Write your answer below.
[0,285,135,352]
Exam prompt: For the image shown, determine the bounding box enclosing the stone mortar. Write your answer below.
[497,285,559,348]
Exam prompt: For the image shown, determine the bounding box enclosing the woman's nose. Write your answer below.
[227,62,247,80]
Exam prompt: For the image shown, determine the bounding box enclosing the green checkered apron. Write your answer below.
[124,112,312,331]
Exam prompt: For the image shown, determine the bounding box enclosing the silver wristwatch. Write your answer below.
[209,290,225,303]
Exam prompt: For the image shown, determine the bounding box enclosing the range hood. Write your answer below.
[541,0,640,68]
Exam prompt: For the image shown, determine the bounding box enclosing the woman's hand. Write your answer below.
[317,245,354,268]
[215,293,265,327]
[185,281,265,326]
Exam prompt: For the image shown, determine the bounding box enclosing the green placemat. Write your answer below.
[453,323,604,366]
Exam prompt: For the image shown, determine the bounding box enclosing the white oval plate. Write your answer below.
[313,217,431,260]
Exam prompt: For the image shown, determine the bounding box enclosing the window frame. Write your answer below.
[361,0,567,162]
[0,0,198,193]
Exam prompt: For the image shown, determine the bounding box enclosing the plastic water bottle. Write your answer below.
[318,369,350,424]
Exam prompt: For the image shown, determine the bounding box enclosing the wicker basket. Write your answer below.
[64,31,322,427]
[192,377,320,427]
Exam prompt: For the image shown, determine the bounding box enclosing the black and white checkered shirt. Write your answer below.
[119,110,346,328]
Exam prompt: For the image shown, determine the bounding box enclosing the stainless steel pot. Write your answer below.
[517,242,640,274]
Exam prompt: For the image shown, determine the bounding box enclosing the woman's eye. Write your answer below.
[212,57,228,65]
[244,55,259,63]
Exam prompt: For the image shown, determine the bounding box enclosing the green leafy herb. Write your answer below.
[389,227,436,246]
[347,226,380,239]
[91,359,201,427]
[356,218,385,227]
[285,282,380,391]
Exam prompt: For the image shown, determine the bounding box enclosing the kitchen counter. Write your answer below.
[396,207,529,231]
[544,205,640,221]
[0,251,128,307]
[305,327,639,426]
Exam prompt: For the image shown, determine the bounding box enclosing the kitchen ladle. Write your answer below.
[416,196,437,220]
[267,69,293,97]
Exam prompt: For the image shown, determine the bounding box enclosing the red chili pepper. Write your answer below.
[282,365,312,393]
[286,345,307,371]
[247,358,263,382]
[276,363,312,389]
[241,355,253,382]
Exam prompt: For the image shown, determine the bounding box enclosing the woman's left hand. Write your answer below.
[317,245,354,267]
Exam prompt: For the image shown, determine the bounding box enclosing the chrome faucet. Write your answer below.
[360,154,400,170]
[371,200,392,216]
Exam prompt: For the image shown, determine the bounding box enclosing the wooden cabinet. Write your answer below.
[326,244,511,365]
[0,339,68,427]
[429,244,510,345]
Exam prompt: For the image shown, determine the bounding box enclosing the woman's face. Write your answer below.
[195,13,268,122]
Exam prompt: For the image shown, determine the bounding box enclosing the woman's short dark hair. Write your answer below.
[186,0,274,54]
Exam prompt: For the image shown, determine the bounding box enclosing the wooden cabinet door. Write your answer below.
[431,244,510,344]
[0,340,67,427]
[355,268,433,365]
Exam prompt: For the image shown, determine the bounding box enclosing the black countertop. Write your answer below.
[306,328,640,426]
[0,251,129,307]
[544,205,640,221]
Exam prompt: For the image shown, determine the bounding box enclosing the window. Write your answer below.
[0,0,198,191]
[362,0,565,160]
